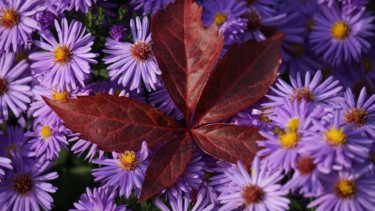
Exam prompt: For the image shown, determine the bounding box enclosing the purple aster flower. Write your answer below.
[264,70,344,107]
[0,126,33,160]
[0,156,12,182]
[109,25,127,41]
[144,0,175,15]
[309,4,375,66]
[25,120,69,161]
[0,0,42,52]
[340,87,375,138]
[149,84,184,121]
[0,52,32,120]
[29,18,98,92]
[308,169,375,211]
[69,134,105,161]
[68,0,97,12]
[35,10,55,30]
[70,187,128,211]
[217,157,290,211]
[0,159,58,211]
[103,16,161,92]
[300,110,373,173]
[92,141,150,198]
[202,0,248,45]
[256,100,313,172]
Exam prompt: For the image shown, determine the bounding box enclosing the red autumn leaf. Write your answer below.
[193,33,284,126]
[151,0,224,125]
[191,123,263,165]
[43,94,183,152]
[139,132,193,202]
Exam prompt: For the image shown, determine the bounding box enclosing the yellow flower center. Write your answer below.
[287,118,300,132]
[53,46,72,64]
[215,13,227,25]
[344,107,368,128]
[52,90,69,101]
[324,127,347,146]
[331,21,350,40]
[119,151,138,171]
[40,125,52,140]
[335,179,356,199]
[1,9,20,29]
[279,131,299,149]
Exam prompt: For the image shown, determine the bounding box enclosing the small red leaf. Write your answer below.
[191,123,263,165]
[194,33,284,126]
[43,94,183,152]
[151,0,224,125]
[139,132,193,202]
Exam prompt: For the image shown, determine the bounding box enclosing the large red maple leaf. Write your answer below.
[44,0,283,202]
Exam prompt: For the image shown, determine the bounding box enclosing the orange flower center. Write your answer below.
[53,45,72,64]
[131,41,152,62]
[1,9,20,29]
[242,185,264,205]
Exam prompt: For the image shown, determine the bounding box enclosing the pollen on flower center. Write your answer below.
[119,151,138,171]
[40,125,52,140]
[12,174,34,195]
[287,118,300,132]
[291,87,314,102]
[344,107,368,128]
[1,9,20,29]
[335,179,356,199]
[214,13,227,25]
[242,184,264,205]
[52,90,69,101]
[131,41,152,62]
[331,21,350,40]
[53,45,72,64]
[279,131,299,149]
[296,157,316,176]
[325,127,347,146]
[259,107,273,123]
[0,78,8,96]
[246,11,261,30]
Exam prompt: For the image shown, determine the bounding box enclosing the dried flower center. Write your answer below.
[119,151,138,171]
[12,174,34,195]
[335,179,356,199]
[204,171,215,182]
[259,107,273,122]
[53,45,72,64]
[279,131,299,149]
[331,21,350,40]
[246,11,261,30]
[0,78,8,96]
[296,157,316,176]
[215,13,227,25]
[40,125,52,140]
[287,118,300,132]
[362,57,372,73]
[52,90,69,101]
[290,43,305,57]
[1,9,20,29]
[306,18,315,32]
[242,185,264,205]
[325,127,347,146]
[344,107,368,128]
[291,87,314,102]
[131,41,152,62]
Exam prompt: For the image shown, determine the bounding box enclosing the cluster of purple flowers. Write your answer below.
[0,0,375,210]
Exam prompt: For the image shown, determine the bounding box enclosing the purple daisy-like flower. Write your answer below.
[92,141,150,198]
[257,100,313,172]
[35,10,55,30]
[149,84,184,121]
[308,169,375,211]
[70,187,128,211]
[0,156,12,182]
[109,25,127,41]
[340,87,375,138]
[0,159,58,211]
[0,52,32,120]
[309,4,375,66]
[68,0,97,12]
[29,18,98,92]
[217,157,290,211]
[264,70,344,107]
[0,126,33,160]
[0,0,42,52]
[103,16,161,92]
[300,110,373,173]
[143,0,175,15]
[25,120,68,161]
